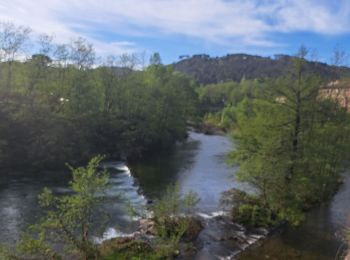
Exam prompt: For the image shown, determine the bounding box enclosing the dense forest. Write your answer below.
[0,22,197,170]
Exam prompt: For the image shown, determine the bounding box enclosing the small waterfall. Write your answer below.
[96,161,151,242]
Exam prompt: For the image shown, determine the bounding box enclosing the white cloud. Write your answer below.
[272,0,350,34]
[0,0,349,56]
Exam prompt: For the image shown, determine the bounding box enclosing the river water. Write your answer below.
[0,132,349,259]
[240,171,350,260]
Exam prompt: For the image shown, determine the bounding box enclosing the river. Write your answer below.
[240,171,350,260]
[0,132,349,259]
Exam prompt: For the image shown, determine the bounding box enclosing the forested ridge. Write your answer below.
[0,23,197,170]
[173,53,350,84]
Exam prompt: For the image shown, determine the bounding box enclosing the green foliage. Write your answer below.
[221,189,278,228]
[152,184,200,257]
[198,79,263,130]
[153,184,182,218]
[4,161,202,260]
[0,245,15,260]
[16,232,59,260]
[96,184,201,260]
[229,58,350,226]
[202,106,237,131]
[0,34,198,169]
[14,156,109,259]
[233,204,264,228]
[153,184,199,220]
[182,190,200,215]
[100,239,159,260]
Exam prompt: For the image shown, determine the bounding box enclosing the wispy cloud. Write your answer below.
[0,0,349,56]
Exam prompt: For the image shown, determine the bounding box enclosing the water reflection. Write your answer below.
[132,132,238,213]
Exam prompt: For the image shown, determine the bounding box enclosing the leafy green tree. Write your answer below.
[152,184,200,257]
[230,56,350,225]
[0,25,198,169]
[0,21,31,89]
[15,156,109,259]
[198,79,264,130]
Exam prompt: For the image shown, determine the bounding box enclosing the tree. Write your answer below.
[152,184,200,256]
[119,53,139,71]
[0,22,198,169]
[38,33,54,57]
[100,56,120,114]
[70,37,95,70]
[230,54,350,225]
[30,34,54,82]
[0,21,31,89]
[54,43,70,67]
[149,52,162,66]
[15,156,109,259]
[331,45,348,66]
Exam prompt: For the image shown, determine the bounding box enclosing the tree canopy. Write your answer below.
[229,56,350,225]
[0,23,198,170]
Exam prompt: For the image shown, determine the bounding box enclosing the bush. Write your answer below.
[7,156,109,260]
[221,189,278,228]
[100,239,156,260]
[232,204,275,228]
[151,184,201,257]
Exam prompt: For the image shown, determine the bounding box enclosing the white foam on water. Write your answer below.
[94,228,133,244]
[96,161,151,242]
[117,165,130,172]
[218,252,240,260]
[196,210,226,219]
[101,161,131,176]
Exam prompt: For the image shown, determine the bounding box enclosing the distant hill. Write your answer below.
[173,54,350,85]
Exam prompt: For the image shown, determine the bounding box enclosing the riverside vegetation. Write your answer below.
[0,156,201,259]
[1,22,350,259]
[203,49,350,228]
[0,22,197,170]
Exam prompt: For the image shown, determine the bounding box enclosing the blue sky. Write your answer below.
[0,0,349,65]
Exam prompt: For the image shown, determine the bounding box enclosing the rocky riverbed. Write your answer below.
[100,213,274,260]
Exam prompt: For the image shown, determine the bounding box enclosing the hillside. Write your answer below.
[173,54,350,84]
